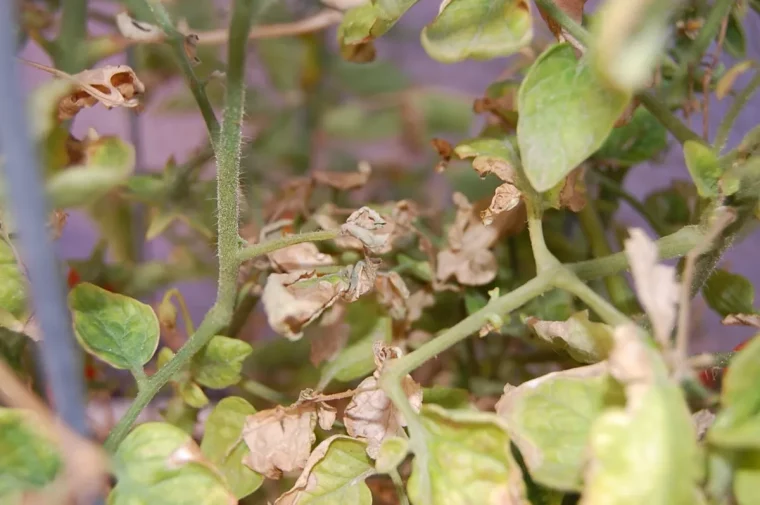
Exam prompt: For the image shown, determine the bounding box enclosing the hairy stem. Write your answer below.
[56,0,88,72]
[553,269,632,326]
[129,0,220,141]
[637,92,701,145]
[237,229,339,263]
[715,70,760,152]
[533,0,590,46]
[577,200,637,312]
[592,170,670,236]
[104,0,266,451]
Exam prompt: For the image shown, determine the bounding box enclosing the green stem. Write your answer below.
[237,230,339,263]
[129,0,220,141]
[682,0,734,70]
[130,367,148,391]
[525,201,558,272]
[104,0,267,451]
[56,0,88,72]
[636,93,702,145]
[593,170,670,236]
[240,378,290,405]
[577,200,637,312]
[553,269,631,326]
[533,0,590,46]
[715,71,760,152]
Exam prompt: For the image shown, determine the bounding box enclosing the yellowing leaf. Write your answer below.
[526,310,614,363]
[337,1,419,62]
[191,336,252,389]
[496,363,621,491]
[421,0,533,63]
[518,43,631,192]
[716,61,755,100]
[274,436,374,505]
[407,405,527,505]
[623,228,679,345]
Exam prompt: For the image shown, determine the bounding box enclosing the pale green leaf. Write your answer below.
[191,336,253,389]
[0,409,61,497]
[527,310,614,364]
[179,381,209,409]
[27,79,75,142]
[68,283,159,370]
[518,43,631,192]
[421,0,533,63]
[684,141,723,198]
[407,405,527,505]
[734,451,760,505]
[0,241,26,319]
[275,436,374,505]
[201,397,263,499]
[375,436,409,473]
[110,422,235,505]
[497,363,622,491]
[337,1,418,60]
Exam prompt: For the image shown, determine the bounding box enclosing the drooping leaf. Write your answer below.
[725,11,747,58]
[420,0,533,63]
[68,283,159,370]
[274,436,374,505]
[518,43,631,192]
[201,397,263,499]
[527,310,614,364]
[591,0,680,91]
[109,422,235,505]
[0,241,26,319]
[191,336,253,389]
[0,409,61,497]
[496,363,622,491]
[703,269,756,318]
[337,1,419,62]
[683,140,727,199]
[716,61,755,100]
[407,405,527,505]
[46,137,136,208]
[595,107,668,165]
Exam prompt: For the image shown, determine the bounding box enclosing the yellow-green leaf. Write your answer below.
[527,310,614,364]
[421,0,533,63]
[407,405,527,505]
[191,336,252,389]
[518,43,631,192]
[201,397,263,499]
[68,283,159,370]
[337,1,419,62]
[0,241,26,319]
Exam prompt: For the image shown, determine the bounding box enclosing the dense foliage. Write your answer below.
[2,0,760,504]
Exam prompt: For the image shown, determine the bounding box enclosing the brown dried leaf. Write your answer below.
[431,138,454,172]
[343,259,380,303]
[59,66,145,120]
[608,323,655,410]
[537,0,586,44]
[722,313,760,328]
[183,34,201,65]
[472,156,516,183]
[375,271,411,321]
[448,192,474,252]
[623,228,679,345]
[265,178,314,223]
[310,304,350,367]
[406,289,435,324]
[481,183,521,226]
[268,242,335,273]
[558,166,587,212]
[313,211,364,251]
[262,271,349,340]
[340,207,391,254]
[312,161,372,190]
[242,405,317,479]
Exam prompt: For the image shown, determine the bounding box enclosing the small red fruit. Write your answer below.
[66,267,81,288]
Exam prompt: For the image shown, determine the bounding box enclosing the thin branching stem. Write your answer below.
[682,0,734,70]
[237,230,340,263]
[715,71,760,152]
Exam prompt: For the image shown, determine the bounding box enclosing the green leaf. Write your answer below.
[375,437,409,473]
[497,363,622,491]
[110,422,235,505]
[201,397,263,499]
[0,241,26,319]
[526,310,614,364]
[46,137,136,208]
[275,436,374,505]
[337,1,419,61]
[683,140,724,198]
[420,0,532,63]
[709,335,760,449]
[518,43,631,192]
[423,386,471,409]
[0,409,61,497]
[191,336,253,389]
[595,107,668,165]
[68,283,159,370]
[725,11,747,59]
[179,381,209,409]
[703,269,756,318]
[591,0,679,91]
[318,315,391,387]
[407,405,527,504]
[584,384,701,505]
[734,451,760,505]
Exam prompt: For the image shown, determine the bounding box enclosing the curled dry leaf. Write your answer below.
[312,161,372,190]
[447,192,474,251]
[343,343,422,458]
[471,155,516,183]
[340,207,391,254]
[262,271,349,340]
[310,303,350,367]
[558,166,587,212]
[115,12,162,41]
[623,228,679,345]
[722,313,760,328]
[375,271,411,321]
[344,259,380,303]
[264,178,314,223]
[482,183,521,225]
[431,138,454,172]
[242,404,317,479]
[607,323,656,410]
[267,242,335,273]
[59,66,145,120]
[314,211,364,251]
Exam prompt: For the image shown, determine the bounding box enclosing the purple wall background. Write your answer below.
[18,1,760,353]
